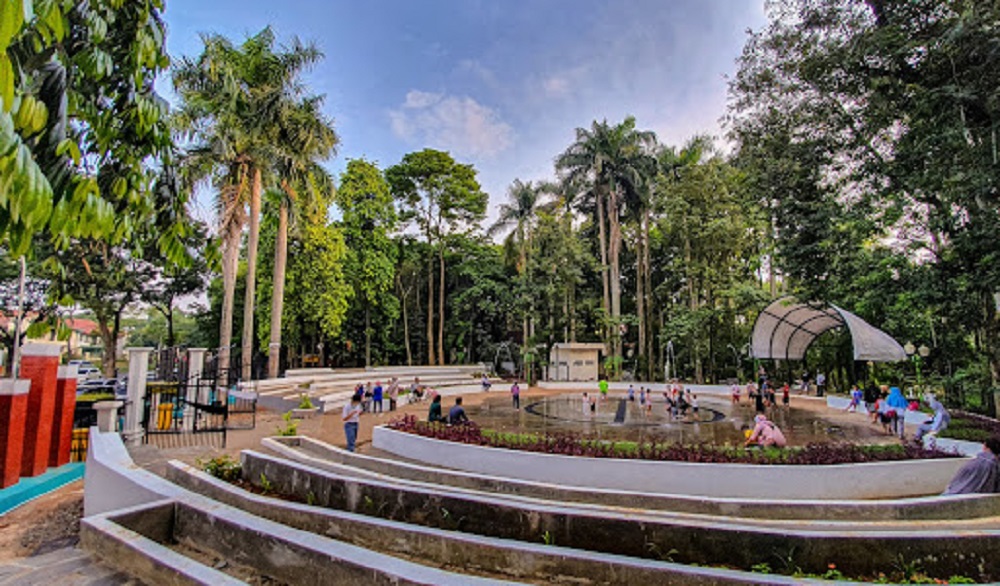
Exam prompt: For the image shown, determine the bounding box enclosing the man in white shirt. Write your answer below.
[342,393,363,452]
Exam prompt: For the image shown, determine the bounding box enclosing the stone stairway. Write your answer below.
[0,547,138,585]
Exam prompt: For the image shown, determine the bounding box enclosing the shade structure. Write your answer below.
[750,297,906,362]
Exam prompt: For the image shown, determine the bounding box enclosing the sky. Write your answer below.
[162,0,769,227]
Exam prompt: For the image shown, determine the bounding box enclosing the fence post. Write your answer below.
[0,379,31,488]
[123,347,152,447]
[188,348,207,401]
[20,342,63,477]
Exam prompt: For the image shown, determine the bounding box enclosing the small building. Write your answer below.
[547,342,606,381]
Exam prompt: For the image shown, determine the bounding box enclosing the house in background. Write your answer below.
[0,313,122,364]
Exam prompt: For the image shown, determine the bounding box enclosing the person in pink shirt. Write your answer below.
[745,414,787,448]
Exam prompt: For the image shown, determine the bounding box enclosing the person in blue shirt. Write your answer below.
[886,386,910,438]
[448,397,470,425]
[372,381,384,413]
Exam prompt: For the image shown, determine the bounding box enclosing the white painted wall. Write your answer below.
[83,428,184,516]
[373,426,969,500]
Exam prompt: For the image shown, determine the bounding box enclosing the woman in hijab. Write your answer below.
[886,386,910,439]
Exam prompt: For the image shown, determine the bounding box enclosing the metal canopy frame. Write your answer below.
[750,297,906,363]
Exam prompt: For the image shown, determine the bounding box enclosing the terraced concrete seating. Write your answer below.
[264,435,1000,522]
[249,365,489,405]
[84,428,1000,584]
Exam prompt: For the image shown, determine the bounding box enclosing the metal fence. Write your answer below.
[140,368,257,448]
[150,346,190,383]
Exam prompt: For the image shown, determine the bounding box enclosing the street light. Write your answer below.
[904,342,931,393]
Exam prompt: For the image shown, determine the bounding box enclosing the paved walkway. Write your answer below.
[0,547,137,585]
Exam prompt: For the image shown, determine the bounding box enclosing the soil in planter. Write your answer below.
[171,539,290,586]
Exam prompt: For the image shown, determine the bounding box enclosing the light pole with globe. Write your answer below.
[903,341,930,395]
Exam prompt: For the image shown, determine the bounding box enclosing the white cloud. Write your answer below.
[457,59,499,89]
[403,90,443,109]
[389,90,514,158]
[543,76,569,98]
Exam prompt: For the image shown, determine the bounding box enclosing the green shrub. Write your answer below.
[276,411,299,436]
[199,455,242,481]
[76,392,115,402]
[298,394,315,409]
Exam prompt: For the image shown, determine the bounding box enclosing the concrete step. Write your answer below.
[223,448,1000,581]
[263,435,1000,522]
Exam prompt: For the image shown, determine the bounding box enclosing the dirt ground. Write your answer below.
[0,480,84,561]
[0,387,894,563]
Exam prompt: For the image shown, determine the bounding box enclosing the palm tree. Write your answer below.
[173,28,325,381]
[267,96,339,378]
[556,117,656,376]
[489,179,541,362]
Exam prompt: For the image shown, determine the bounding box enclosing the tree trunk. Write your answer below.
[218,218,241,381]
[267,198,289,379]
[437,243,446,365]
[365,305,371,367]
[426,247,435,365]
[596,188,610,344]
[608,188,622,377]
[242,167,262,382]
[569,282,576,342]
[643,207,654,380]
[399,278,412,366]
[684,224,702,383]
[636,216,646,378]
[166,309,175,348]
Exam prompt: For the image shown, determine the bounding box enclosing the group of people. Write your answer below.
[352,379,402,414]
[731,380,790,412]
[842,383,952,443]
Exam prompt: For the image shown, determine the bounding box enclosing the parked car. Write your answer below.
[69,360,101,380]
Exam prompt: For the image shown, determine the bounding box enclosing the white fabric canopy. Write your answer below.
[750,297,906,362]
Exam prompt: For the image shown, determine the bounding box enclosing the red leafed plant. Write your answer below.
[385,415,960,465]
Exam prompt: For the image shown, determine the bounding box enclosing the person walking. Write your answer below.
[372,381,384,413]
[342,393,363,452]
[511,381,521,410]
[886,386,910,439]
[387,377,399,411]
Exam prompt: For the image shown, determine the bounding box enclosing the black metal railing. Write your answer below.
[140,368,258,448]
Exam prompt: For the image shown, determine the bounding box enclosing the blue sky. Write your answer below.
[162,0,768,225]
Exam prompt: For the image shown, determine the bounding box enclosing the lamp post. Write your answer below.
[904,342,931,394]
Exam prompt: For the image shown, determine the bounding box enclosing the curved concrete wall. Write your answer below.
[372,426,968,499]
[83,428,184,516]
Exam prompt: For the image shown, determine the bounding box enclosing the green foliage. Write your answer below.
[2,0,187,258]
[258,472,273,493]
[297,394,314,410]
[199,455,242,482]
[76,392,114,403]
[540,530,555,546]
[338,158,399,364]
[276,411,298,436]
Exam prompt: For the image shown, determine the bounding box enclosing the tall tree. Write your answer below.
[556,117,656,377]
[387,149,487,365]
[338,159,398,367]
[173,27,325,380]
[490,179,541,357]
[267,94,339,377]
